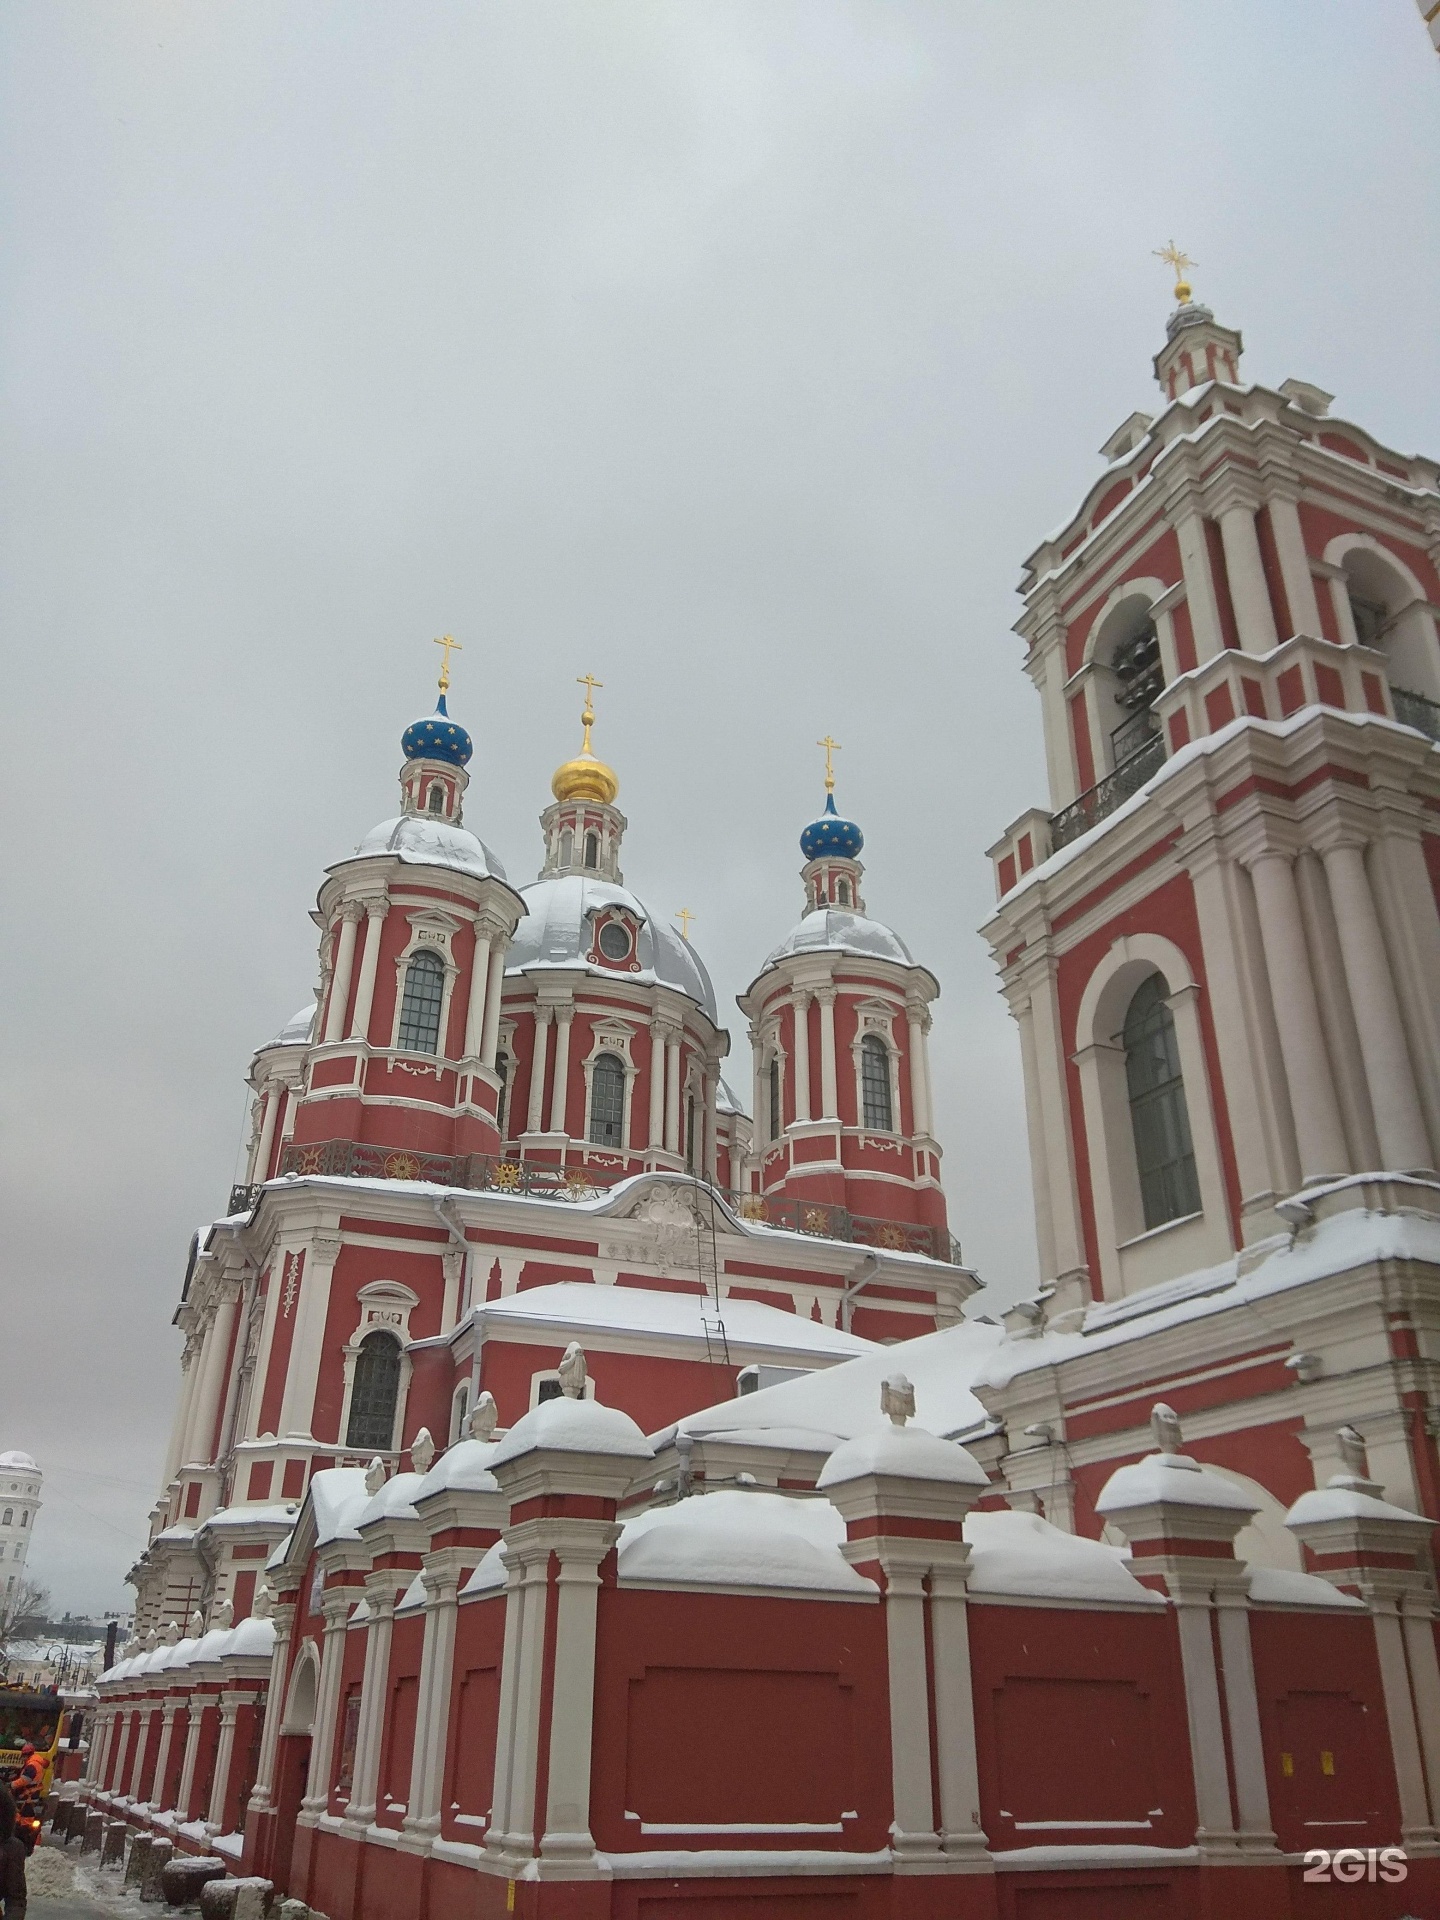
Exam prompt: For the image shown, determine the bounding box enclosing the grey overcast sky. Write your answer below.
[2,4,1436,1614]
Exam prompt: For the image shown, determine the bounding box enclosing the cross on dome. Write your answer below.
[401,635,474,769]
[551,672,620,804]
[433,632,463,693]
[1153,240,1197,307]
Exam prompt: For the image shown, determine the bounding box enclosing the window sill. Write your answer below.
[1117,1210,1203,1252]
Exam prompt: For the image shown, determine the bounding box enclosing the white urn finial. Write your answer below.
[410,1427,436,1475]
[558,1342,588,1399]
[365,1456,387,1496]
[880,1373,915,1427]
[468,1391,498,1440]
[1151,1402,1184,1455]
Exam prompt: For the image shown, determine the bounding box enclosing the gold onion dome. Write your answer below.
[551,675,619,805]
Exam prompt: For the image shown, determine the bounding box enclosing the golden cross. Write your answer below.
[675,908,695,942]
[576,672,603,749]
[1153,241,1196,305]
[433,633,463,693]
[817,734,841,794]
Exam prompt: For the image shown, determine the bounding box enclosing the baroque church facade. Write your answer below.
[84,284,1440,1918]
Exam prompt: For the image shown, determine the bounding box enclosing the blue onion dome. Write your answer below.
[800,792,864,862]
[401,695,473,768]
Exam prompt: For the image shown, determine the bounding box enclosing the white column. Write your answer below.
[480,934,506,1070]
[322,905,362,1043]
[1025,965,1088,1282]
[548,1009,573,1135]
[347,1580,396,1826]
[1321,841,1434,1171]
[526,1011,551,1134]
[1248,852,1350,1183]
[347,901,388,1042]
[817,987,838,1120]
[278,1234,343,1439]
[1174,507,1225,662]
[791,991,812,1124]
[486,1542,549,1863]
[206,1694,240,1830]
[1173,1603,1238,1848]
[883,1569,941,1858]
[1014,997,1057,1284]
[1217,503,1279,653]
[462,926,492,1060]
[703,1076,718,1180]
[176,1706,206,1818]
[539,1534,613,1865]
[405,1560,462,1837]
[648,1024,667,1151]
[906,1005,930,1138]
[1265,492,1322,634]
[303,1591,351,1811]
[246,1604,295,1818]
[181,1289,239,1469]
[928,1570,987,1861]
[150,1704,179,1813]
[664,1033,682,1155]
[1373,1605,1436,1846]
[1215,1599,1276,1850]
[251,1088,280,1185]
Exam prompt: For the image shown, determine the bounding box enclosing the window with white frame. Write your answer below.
[397,950,446,1054]
[860,1034,893,1131]
[588,1052,626,1147]
[345,1331,402,1450]
[1122,975,1201,1230]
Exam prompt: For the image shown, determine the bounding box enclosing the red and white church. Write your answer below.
[83,281,1440,1919]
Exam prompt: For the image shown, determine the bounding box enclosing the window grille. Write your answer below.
[397,950,446,1054]
[346,1331,402,1451]
[1123,975,1202,1230]
[861,1034,893,1131]
[589,1052,626,1146]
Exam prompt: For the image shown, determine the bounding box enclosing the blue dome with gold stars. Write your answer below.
[800,792,863,863]
[402,696,473,768]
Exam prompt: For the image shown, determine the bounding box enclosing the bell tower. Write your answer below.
[984,262,1440,1315]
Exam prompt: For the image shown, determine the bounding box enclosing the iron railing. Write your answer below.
[265,1140,964,1264]
[227,1184,264,1217]
[1393,685,1440,744]
[1050,731,1166,851]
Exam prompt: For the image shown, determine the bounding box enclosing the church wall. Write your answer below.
[478,1337,738,1434]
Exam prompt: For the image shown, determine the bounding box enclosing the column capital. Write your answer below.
[339,898,366,924]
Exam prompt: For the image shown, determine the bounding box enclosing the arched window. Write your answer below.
[861,1035,893,1131]
[450,1385,469,1444]
[584,832,600,869]
[559,826,573,866]
[427,784,445,814]
[836,877,851,906]
[397,950,446,1054]
[768,1056,782,1141]
[589,1052,626,1147]
[1123,975,1201,1230]
[1,1511,10,1527]
[346,1331,402,1451]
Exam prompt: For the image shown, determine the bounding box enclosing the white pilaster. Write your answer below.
[791,990,812,1124]
[817,987,838,1120]
[548,1009,573,1136]
[405,1561,462,1837]
[206,1694,240,1830]
[346,1578,396,1827]
[251,1088,280,1185]
[246,1603,296,1818]
[347,900,387,1043]
[462,928,492,1060]
[527,1011,551,1135]
[1173,508,1225,662]
[1265,492,1322,635]
[278,1234,343,1439]
[322,905,362,1043]
[539,1532,614,1867]
[1217,503,1279,653]
[1248,851,1349,1183]
[664,1033,681,1155]
[302,1589,351,1811]
[480,934,506,1070]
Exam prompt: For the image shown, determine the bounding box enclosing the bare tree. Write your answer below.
[0,1579,52,1661]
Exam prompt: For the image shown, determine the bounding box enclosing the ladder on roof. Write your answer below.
[700,1311,730,1367]
[693,1179,729,1366]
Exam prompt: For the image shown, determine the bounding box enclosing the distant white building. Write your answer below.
[0,1451,42,1599]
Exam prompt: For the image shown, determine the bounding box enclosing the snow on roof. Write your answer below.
[309,1467,372,1546]
[396,1571,428,1614]
[199,1503,299,1532]
[357,1470,426,1530]
[669,1318,1007,1454]
[1247,1566,1364,1610]
[461,1541,508,1598]
[490,1393,654,1468]
[962,1511,1164,1607]
[414,1437,502,1501]
[617,1489,875,1596]
[227,1615,277,1660]
[470,1281,878,1365]
[268,1003,315,1049]
[762,908,917,972]
[508,873,717,1020]
[979,1187,1440,1394]
[342,813,508,882]
[1286,1485,1436,1530]
[817,1423,989,1491]
[1097,1451,1259,1516]
[0,1450,39,1471]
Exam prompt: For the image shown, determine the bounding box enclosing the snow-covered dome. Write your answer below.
[508,873,718,1020]
[764,907,914,969]
[269,1003,315,1048]
[0,1451,38,1472]
[341,813,507,882]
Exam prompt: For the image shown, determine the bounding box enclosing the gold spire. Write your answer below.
[433,633,462,695]
[817,734,841,795]
[1153,241,1196,307]
[551,672,620,804]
